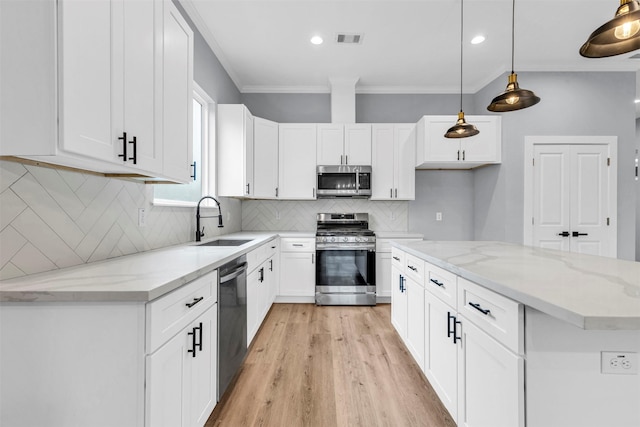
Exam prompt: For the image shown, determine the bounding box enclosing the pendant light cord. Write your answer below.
[511,0,515,74]
[459,0,464,112]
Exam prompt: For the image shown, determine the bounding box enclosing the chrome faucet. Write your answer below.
[195,196,223,242]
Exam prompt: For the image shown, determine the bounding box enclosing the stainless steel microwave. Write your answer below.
[316,165,372,198]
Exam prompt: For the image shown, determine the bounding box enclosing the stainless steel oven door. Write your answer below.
[315,246,376,305]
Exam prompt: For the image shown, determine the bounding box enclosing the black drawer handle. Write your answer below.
[185,297,204,308]
[572,231,588,237]
[557,231,570,237]
[430,278,444,287]
[407,265,418,272]
[393,256,400,261]
[469,302,491,315]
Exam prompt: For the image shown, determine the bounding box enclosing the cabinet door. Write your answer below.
[460,116,501,164]
[316,124,344,165]
[394,124,416,200]
[405,276,425,369]
[371,124,395,200]
[279,252,315,296]
[278,124,317,199]
[258,259,271,324]
[185,306,217,427]
[146,321,188,427]
[457,316,524,427]
[247,265,261,346]
[390,265,407,339]
[253,117,279,198]
[218,105,253,197]
[424,291,458,422]
[375,251,391,298]
[344,124,372,165]
[420,116,461,162]
[123,0,161,174]
[59,0,117,161]
[161,0,194,182]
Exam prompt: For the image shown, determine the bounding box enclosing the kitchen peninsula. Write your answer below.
[390,240,640,427]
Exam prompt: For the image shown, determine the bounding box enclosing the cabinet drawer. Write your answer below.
[405,253,425,284]
[391,247,405,270]
[280,238,314,252]
[146,270,217,353]
[457,277,523,354]
[425,262,457,309]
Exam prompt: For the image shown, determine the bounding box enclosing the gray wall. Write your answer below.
[473,71,637,260]
[637,118,640,261]
[241,93,330,123]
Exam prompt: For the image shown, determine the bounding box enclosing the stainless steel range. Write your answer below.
[315,213,376,306]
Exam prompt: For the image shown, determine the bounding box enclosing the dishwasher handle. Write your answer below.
[219,262,248,283]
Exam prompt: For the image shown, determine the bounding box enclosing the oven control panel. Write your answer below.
[316,235,375,244]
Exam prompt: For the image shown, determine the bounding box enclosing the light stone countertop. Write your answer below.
[374,231,424,239]
[392,240,640,330]
[0,232,279,303]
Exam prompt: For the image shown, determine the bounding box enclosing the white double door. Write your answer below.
[529,141,616,257]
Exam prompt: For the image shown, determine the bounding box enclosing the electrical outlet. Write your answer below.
[436,212,443,221]
[137,208,146,227]
[275,210,280,220]
[601,352,638,375]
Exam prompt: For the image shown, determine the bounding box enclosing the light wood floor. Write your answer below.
[205,303,456,427]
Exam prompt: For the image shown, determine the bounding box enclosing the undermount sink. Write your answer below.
[197,239,253,247]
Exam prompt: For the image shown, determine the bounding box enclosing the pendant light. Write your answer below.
[487,0,540,112]
[445,0,479,139]
[580,0,640,58]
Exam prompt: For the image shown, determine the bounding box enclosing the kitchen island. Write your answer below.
[390,240,640,427]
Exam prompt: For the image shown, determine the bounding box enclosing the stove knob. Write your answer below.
[355,237,361,242]
[343,237,349,242]
[330,237,336,242]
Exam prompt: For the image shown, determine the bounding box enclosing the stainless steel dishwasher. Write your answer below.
[217,255,248,401]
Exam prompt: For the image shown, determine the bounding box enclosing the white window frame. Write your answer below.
[153,82,217,207]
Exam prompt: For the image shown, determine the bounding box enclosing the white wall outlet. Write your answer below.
[436,212,443,221]
[601,352,638,375]
[138,208,146,227]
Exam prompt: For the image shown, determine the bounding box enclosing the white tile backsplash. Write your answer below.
[242,199,409,231]
[0,161,241,280]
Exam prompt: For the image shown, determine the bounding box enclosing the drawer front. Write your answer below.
[146,270,217,353]
[281,238,314,252]
[266,238,279,258]
[425,261,457,309]
[457,277,523,354]
[391,247,405,270]
[405,253,425,284]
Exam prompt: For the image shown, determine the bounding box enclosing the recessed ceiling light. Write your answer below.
[635,99,640,103]
[471,35,486,45]
[310,36,323,45]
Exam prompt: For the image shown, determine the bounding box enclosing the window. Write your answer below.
[154,83,215,206]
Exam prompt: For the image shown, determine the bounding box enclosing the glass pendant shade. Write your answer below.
[487,72,541,112]
[445,111,480,138]
[580,0,640,57]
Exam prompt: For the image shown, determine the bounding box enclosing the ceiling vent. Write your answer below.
[336,33,363,44]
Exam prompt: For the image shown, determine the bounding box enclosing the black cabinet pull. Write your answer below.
[195,322,203,352]
[462,150,466,161]
[185,296,204,308]
[407,265,418,272]
[392,256,400,261]
[187,327,197,358]
[447,312,454,338]
[118,132,127,162]
[469,302,491,315]
[390,188,393,198]
[453,318,462,344]
[558,231,570,237]
[457,150,460,161]
[430,278,444,287]
[572,231,588,237]
[246,183,250,194]
[259,267,264,283]
[128,135,137,164]
[275,187,279,197]
[191,162,197,180]
[269,259,273,271]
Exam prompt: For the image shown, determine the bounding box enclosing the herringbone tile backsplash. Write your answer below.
[0,161,241,280]
[242,199,408,231]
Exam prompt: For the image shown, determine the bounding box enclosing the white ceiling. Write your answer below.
[180,0,640,95]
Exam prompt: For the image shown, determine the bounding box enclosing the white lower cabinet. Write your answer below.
[376,238,422,300]
[146,305,217,427]
[247,239,279,346]
[392,252,524,427]
[278,238,315,300]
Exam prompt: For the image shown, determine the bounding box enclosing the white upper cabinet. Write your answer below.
[416,115,502,169]
[0,0,193,182]
[371,124,416,200]
[253,117,279,199]
[217,104,255,197]
[278,124,317,199]
[161,1,194,183]
[316,124,371,165]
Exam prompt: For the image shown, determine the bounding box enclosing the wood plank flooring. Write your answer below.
[205,304,456,427]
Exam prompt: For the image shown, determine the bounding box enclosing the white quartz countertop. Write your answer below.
[391,240,640,330]
[375,231,424,239]
[0,232,278,303]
